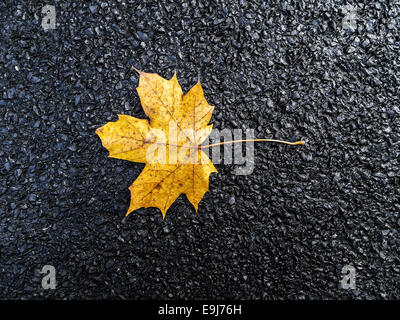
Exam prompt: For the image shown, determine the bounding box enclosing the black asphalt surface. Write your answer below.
[1,0,400,299]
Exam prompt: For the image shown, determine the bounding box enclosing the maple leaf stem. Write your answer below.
[199,139,305,149]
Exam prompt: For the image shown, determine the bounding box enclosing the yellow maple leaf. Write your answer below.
[96,69,217,218]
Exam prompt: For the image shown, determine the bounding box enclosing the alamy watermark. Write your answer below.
[41,265,56,289]
[143,122,256,175]
[341,4,358,32]
[340,265,356,290]
[41,5,56,30]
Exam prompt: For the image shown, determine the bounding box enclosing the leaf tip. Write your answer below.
[192,202,199,213]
